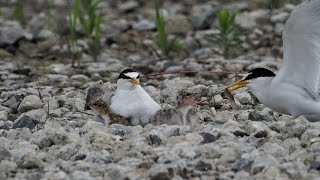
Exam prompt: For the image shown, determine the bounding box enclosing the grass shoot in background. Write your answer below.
[47,0,56,31]
[68,0,103,67]
[12,3,24,22]
[155,3,181,57]
[78,0,103,61]
[68,0,80,67]
[210,9,240,59]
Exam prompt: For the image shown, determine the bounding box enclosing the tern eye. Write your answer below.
[136,74,140,79]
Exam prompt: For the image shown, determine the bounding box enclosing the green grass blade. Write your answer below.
[12,3,24,22]
[155,4,168,55]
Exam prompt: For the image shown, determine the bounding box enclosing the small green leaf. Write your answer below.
[210,9,239,59]
[12,3,24,22]
[155,3,169,55]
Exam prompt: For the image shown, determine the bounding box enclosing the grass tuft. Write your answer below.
[12,3,24,22]
[69,0,80,67]
[210,9,240,59]
[78,0,103,61]
[155,3,181,57]
[68,0,103,67]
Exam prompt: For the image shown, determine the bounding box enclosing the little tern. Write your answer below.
[110,69,161,126]
[226,0,320,122]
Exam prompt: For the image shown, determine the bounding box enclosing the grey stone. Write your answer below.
[195,160,212,171]
[254,166,289,180]
[44,74,69,85]
[254,130,268,138]
[71,74,90,83]
[166,15,192,35]
[25,109,47,123]
[232,158,252,172]
[18,95,44,113]
[70,170,94,180]
[0,148,11,161]
[30,130,53,149]
[0,110,9,121]
[233,130,249,137]
[274,23,284,36]
[310,160,320,170]
[0,21,25,46]
[281,117,308,138]
[270,12,289,23]
[235,10,269,30]
[46,128,68,145]
[259,142,288,158]
[234,171,253,180]
[73,98,86,112]
[0,160,17,175]
[235,92,255,105]
[0,121,11,130]
[2,94,24,113]
[199,132,217,144]
[244,121,276,137]
[215,111,235,124]
[13,116,38,130]
[49,64,71,74]
[133,20,155,31]
[149,134,162,146]
[213,94,224,107]
[112,19,130,32]
[37,29,54,40]
[118,1,139,12]
[251,155,278,175]
[191,6,216,30]
[248,111,271,122]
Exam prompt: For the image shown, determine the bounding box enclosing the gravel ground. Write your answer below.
[0,0,320,179]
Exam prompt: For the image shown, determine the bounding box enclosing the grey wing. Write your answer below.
[273,0,320,100]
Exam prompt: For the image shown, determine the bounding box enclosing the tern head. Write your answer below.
[227,68,276,92]
[117,69,141,90]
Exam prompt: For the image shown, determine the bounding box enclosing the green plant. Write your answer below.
[68,0,80,67]
[155,4,181,56]
[289,0,302,5]
[68,0,103,67]
[12,3,24,22]
[78,0,103,37]
[47,0,56,31]
[210,9,240,59]
[78,0,103,61]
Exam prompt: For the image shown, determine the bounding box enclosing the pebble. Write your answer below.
[0,21,25,46]
[118,1,139,13]
[13,115,38,130]
[18,95,44,113]
[191,5,216,30]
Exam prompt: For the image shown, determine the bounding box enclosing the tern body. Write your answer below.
[248,77,320,121]
[110,69,161,126]
[227,0,320,121]
[110,83,161,126]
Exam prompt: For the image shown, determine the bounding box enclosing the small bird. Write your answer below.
[226,0,320,122]
[110,69,161,126]
[86,81,130,125]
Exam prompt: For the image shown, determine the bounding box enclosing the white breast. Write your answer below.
[110,86,161,125]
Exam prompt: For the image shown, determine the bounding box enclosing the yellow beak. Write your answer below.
[226,80,247,92]
[129,77,140,85]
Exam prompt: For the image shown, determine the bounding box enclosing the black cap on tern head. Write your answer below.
[242,68,275,81]
[118,69,140,80]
